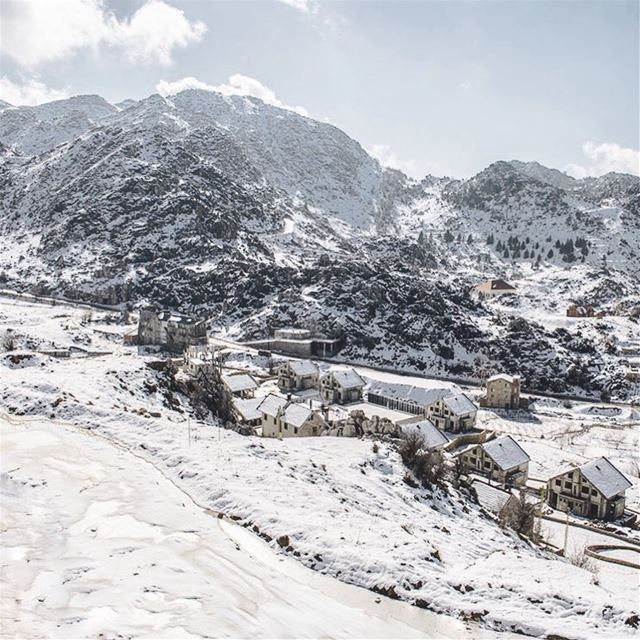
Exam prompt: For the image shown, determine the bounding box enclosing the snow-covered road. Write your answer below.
[1,417,519,639]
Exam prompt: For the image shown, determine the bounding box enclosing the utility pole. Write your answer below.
[188,416,191,448]
[563,508,570,555]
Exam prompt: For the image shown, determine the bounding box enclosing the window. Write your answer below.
[564,481,572,490]
[294,427,298,435]
[484,461,491,469]
[591,489,598,497]
[555,479,561,487]
[581,486,589,494]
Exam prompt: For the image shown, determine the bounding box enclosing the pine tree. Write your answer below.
[547,249,554,259]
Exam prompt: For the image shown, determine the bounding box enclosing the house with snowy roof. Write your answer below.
[482,374,522,409]
[260,395,326,438]
[425,393,477,432]
[458,435,530,488]
[474,279,517,298]
[471,480,519,520]
[222,373,259,398]
[367,381,451,416]
[320,368,365,405]
[277,360,319,392]
[233,397,264,429]
[546,457,632,521]
[401,419,449,451]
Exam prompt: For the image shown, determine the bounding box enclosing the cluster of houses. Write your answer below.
[126,311,634,525]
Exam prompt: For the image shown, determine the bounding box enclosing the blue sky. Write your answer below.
[1,0,638,178]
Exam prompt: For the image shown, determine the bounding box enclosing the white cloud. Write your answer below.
[0,0,206,68]
[566,141,640,178]
[0,76,69,106]
[366,143,417,176]
[156,74,309,117]
[276,0,317,14]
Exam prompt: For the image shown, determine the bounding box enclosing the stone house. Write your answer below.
[471,480,520,521]
[222,373,259,399]
[426,393,477,432]
[546,457,632,521]
[367,381,451,416]
[137,309,207,352]
[232,397,263,429]
[458,435,530,488]
[483,374,521,409]
[319,369,365,404]
[277,360,319,392]
[260,396,326,438]
[475,279,517,298]
[401,419,449,451]
[566,304,595,318]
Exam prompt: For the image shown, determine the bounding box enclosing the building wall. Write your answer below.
[485,378,520,409]
[368,392,424,415]
[277,364,319,391]
[546,469,626,520]
[320,374,363,404]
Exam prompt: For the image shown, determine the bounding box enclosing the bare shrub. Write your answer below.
[501,490,536,538]
[2,330,16,352]
[398,431,446,489]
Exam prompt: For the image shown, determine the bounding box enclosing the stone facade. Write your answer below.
[137,309,207,352]
[484,374,521,409]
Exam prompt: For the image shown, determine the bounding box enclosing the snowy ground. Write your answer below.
[3,418,511,640]
[1,297,639,639]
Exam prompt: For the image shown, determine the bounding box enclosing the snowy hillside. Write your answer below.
[1,299,638,639]
[0,89,638,399]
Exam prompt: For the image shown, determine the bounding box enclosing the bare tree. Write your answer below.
[2,330,16,352]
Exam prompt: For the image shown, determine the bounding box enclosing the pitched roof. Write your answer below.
[258,394,288,418]
[580,457,632,499]
[283,403,315,428]
[402,419,449,450]
[222,373,258,393]
[233,397,263,422]
[472,481,515,514]
[488,279,516,291]
[482,435,530,471]
[286,360,319,376]
[327,368,365,389]
[442,393,477,415]
[487,374,519,384]
[368,381,450,408]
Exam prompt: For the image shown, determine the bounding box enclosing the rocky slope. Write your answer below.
[0,90,638,399]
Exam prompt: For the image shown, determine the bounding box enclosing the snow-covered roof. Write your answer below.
[222,373,258,393]
[285,360,319,376]
[472,481,514,514]
[259,394,288,418]
[233,397,263,422]
[327,368,365,389]
[402,419,449,450]
[442,393,477,415]
[368,381,450,407]
[487,374,519,384]
[580,457,632,499]
[283,403,314,428]
[482,435,530,471]
[488,279,516,291]
[157,310,201,324]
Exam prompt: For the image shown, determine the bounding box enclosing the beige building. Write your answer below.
[475,279,517,298]
[458,435,530,488]
[426,393,477,432]
[260,395,326,438]
[401,419,449,451]
[484,374,521,409]
[546,457,631,521]
[471,480,520,520]
[137,309,207,352]
[277,360,319,391]
[320,369,365,404]
[222,373,259,399]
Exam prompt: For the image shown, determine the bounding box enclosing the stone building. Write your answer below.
[471,480,520,521]
[319,369,365,404]
[546,457,631,521]
[474,279,517,298]
[222,373,259,399]
[137,309,207,352]
[367,381,451,416]
[260,395,326,438]
[458,435,530,488]
[483,374,521,409]
[401,419,449,451]
[425,393,477,432]
[277,360,319,392]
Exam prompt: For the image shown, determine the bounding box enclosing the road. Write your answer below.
[1,414,526,639]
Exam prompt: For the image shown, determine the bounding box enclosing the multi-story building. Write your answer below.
[137,309,207,352]
[319,369,365,405]
[484,374,521,409]
[425,393,477,432]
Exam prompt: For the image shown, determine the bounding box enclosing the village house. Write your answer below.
[245,327,345,358]
[367,381,451,416]
[222,373,259,399]
[475,279,517,298]
[277,360,319,392]
[546,457,632,521]
[319,368,366,405]
[232,397,264,429]
[425,393,477,432]
[402,419,449,451]
[137,308,207,352]
[471,480,520,521]
[458,435,530,488]
[260,395,326,438]
[625,359,640,382]
[566,304,595,318]
[482,374,522,409]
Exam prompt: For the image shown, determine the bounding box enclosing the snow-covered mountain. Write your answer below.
[1,90,638,398]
